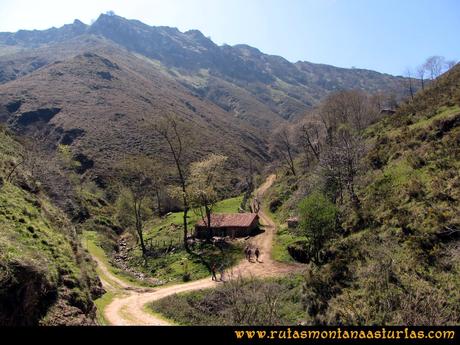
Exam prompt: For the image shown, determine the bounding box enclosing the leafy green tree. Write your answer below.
[298,191,337,264]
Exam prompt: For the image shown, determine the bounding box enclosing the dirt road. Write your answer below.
[96,174,301,325]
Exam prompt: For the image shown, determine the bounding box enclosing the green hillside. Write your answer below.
[0,126,103,325]
[266,65,460,325]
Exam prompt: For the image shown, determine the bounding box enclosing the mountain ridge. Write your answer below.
[0,13,408,184]
[0,13,410,77]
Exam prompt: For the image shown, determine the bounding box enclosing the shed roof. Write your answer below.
[195,213,258,228]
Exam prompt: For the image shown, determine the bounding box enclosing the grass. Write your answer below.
[142,303,176,324]
[262,202,295,263]
[272,226,305,263]
[0,181,79,285]
[93,290,118,325]
[149,274,305,325]
[295,71,460,325]
[150,195,243,234]
[408,105,460,130]
[0,129,100,324]
[82,230,153,325]
[101,195,245,286]
[261,179,303,263]
[81,230,150,288]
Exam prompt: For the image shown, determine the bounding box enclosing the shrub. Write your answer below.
[298,192,337,264]
[269,198,282,212]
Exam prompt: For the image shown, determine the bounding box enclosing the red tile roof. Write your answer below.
[195,213,258,228]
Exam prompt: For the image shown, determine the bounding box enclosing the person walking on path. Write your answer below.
[255,247,260,262]
[248,247,254,262]
[211,263,217,281]
[244,245,250,261]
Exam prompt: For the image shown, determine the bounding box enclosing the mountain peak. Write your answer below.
[72,19,86,26]
[92,12,126,26]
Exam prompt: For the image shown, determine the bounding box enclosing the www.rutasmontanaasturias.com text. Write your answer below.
[234,327,456,340]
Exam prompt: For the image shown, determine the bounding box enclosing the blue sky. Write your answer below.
[0,0,458,76]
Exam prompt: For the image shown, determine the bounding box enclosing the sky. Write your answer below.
[0,0,459,76]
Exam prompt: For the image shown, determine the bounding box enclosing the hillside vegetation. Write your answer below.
[0,13,449,327]
[155,64,460,327]
[265,65,460,325]
[0,127,103,325]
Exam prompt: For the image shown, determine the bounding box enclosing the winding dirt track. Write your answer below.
[97,174,301,325]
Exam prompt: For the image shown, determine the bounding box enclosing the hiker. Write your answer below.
[248,247,254,262]
[254,198,261,213]
[244,245,251,261]
[211,263,217,281]
[255,247,260,262]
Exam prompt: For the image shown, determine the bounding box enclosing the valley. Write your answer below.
[0,10,458,328]
[86,175,301,325]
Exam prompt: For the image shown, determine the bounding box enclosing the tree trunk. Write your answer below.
[409,78,414,100]
[138,227,147,256]
[135,202,147,256]
[175,157,190,252]
[155,188,162,217]
[287,147,296,176]
[205,205,212,241]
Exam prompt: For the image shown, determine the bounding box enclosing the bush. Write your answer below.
[151,276,304,325]
[269,198,283,212]
[287,240,310,263]
[298,192,337,264]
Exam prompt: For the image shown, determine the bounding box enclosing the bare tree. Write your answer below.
[416,57,454,90]
[154,115,192,252]
[320,126,365,213]
[404,68,415,100]
[317,90,378,216]
[240,155,255,212]
[319,90,378,134]
[149,160,167,217]
[424,55,446,80]
[274,127,297,176]
[300,122,322,161]
[416,65,426,90]
[118,156,158,257]
[5,132,48,183]
[154,116,226,275]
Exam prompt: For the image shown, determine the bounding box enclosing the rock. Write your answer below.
[287,217,299,229]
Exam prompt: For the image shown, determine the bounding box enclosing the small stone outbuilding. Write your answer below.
[287,217,299,229]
